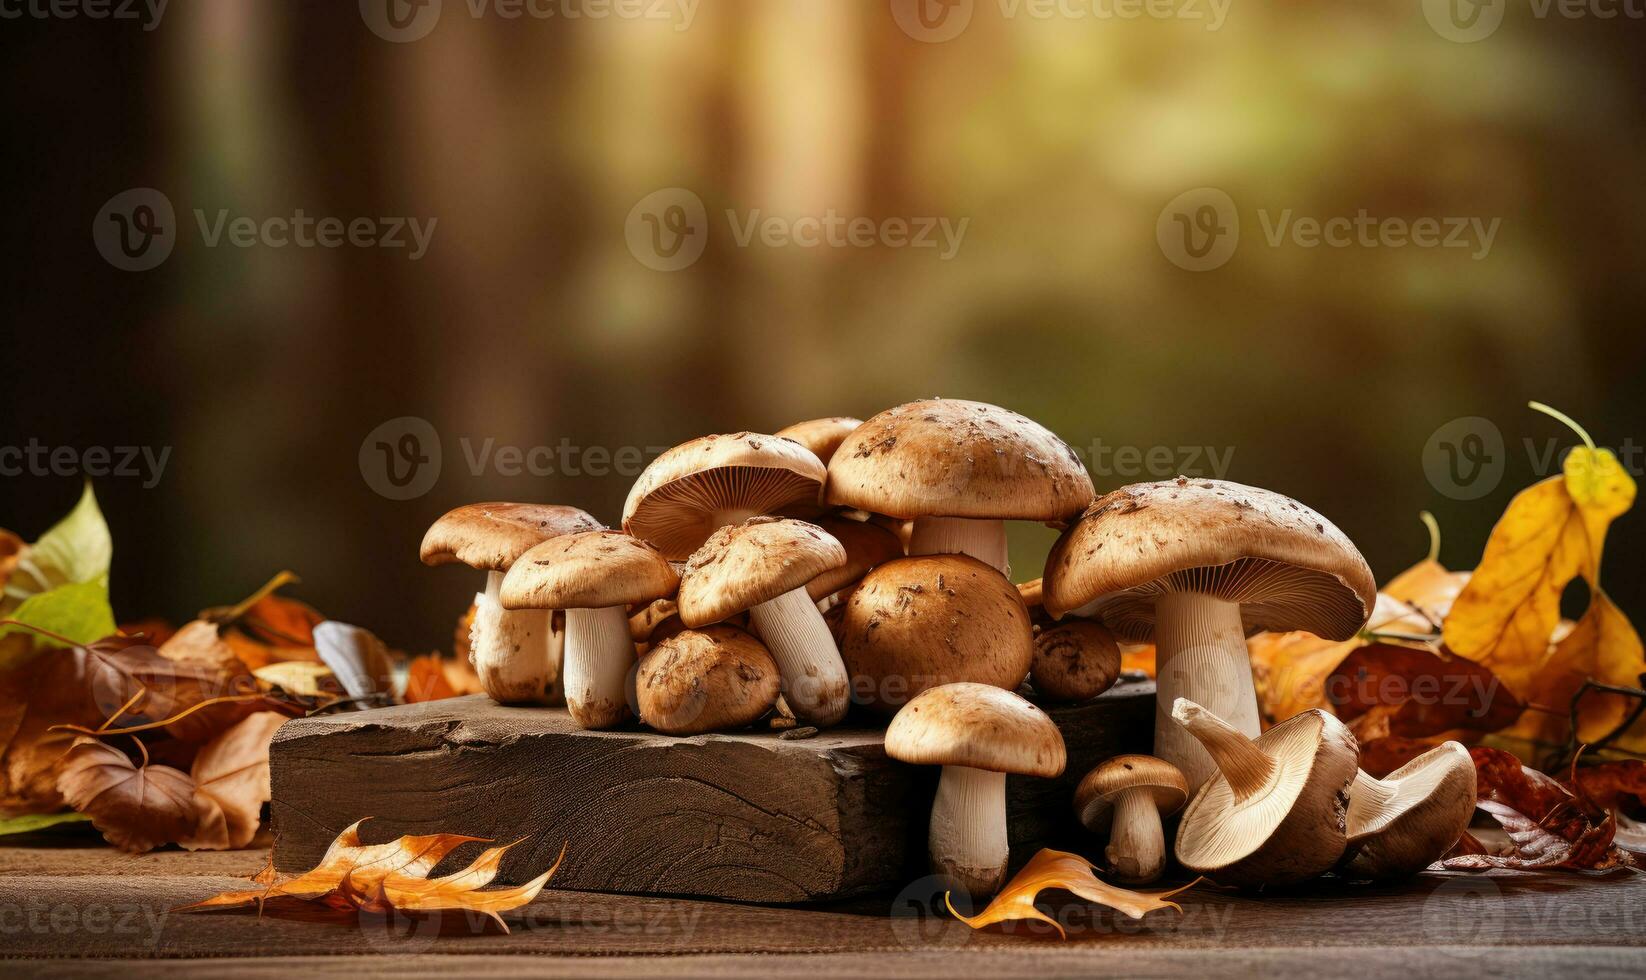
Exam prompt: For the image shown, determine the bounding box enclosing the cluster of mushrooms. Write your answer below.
[418,399,1477,898]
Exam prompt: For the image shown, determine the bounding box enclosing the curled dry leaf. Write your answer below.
[944,848,1196,939]
[55,737,196,853]
[1566,760,1646,812]
[183,711,286,850]
[0,648,103,812]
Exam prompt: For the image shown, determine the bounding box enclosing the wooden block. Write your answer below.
[269,678,1153,904]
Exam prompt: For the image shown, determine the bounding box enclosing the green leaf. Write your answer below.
[0,580,117,667]
[0,811,94,836]
[3,483,114,620]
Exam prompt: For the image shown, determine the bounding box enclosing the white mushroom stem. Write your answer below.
[470,572,557,705]
[928,765,1009,899]
[907,517,1010,576]
[1172,698,1275,801]
[1106,788,1166,885]
[562,605,635,729]
[748,587,850,726]
[1152,591,1262,791]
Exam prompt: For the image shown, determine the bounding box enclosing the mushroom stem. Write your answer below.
[470,571,557,705]
[1107,787,1166,885]
[562,604,635,729]
[1152,591,1261,790]
[907,517,1010,575]
[1172,698,1275,801]
[929,765,1009,899]
[748,587,850,726]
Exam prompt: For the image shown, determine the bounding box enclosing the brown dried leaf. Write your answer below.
[1327,643,1522,738]
[55,737,197,853]
[0,648,103,812]
[159,620,247,674]
[1566,761,1646,812]
[180,712,286,849]
[945,849,1194,939]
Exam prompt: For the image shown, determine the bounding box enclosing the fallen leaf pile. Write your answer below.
[178,819,563,932]
[945,848,1197,938]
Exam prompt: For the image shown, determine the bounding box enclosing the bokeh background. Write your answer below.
[4,0,1644,655]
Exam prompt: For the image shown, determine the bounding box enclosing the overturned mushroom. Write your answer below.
[635,625,781,735]
[1339,741,1476,880]
[886,682,1066,898]
[1074,755,1187,885]
[1031,619,1121,702]
[1172,698,1358,888]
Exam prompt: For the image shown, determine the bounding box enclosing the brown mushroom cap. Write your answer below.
[775,417,862,464]
[1031,620,1122,702]
[500,531,679,610]
[1074,755,1188,832]
[420,503,603,572]
[885,682,1065,777]
[839,554,1034,714]
[804,516,905,601]
[635,625,781,735]
[623,433,827,560]
[676,518,846,626]
[1042,478,1376,639]
[824,399,1094,522]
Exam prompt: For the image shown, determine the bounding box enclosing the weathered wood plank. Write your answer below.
[267,679,1154,903]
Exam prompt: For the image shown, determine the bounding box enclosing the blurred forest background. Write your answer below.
[3,0,1644,655]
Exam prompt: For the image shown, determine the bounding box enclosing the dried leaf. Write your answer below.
[313,621,392,699]
[159,620,247,674]
[944,848,1194,939]
[404,654,458,702]
[1566,760,1646,812]
[1501,593,1646,746]
[1326,643,1522,738]
[55,737,197,853]
[253,662,337,698]
[181,712,285,850]
[0,647,103,812]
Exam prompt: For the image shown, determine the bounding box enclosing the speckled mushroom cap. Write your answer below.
[623,433,827,560]
[885,682,1066,777]
[775,417,862,464]
[420,503,603,572]
[804,516,905,601]
[677,518,846,627]
[824,399,1094,522]
[500,531,679,610]
[1042,478,1376,640]
[1074,755,1189,832]
[635,625,781,735]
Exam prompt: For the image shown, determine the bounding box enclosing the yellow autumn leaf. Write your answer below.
[1502,592,1646,746]
[944,848,1195,939]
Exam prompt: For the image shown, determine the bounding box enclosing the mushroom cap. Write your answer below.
[420,503,603,572]
[1031,619,1122,702]
[499,531,679,610]
[1042,478,1376,640]
[885,682,1065,777]
[839,554,1034,714]
[1074,755,1188,832]
[677,518,846,626]
[1173,701,1359,886]
[824,399,1094,522]
[635,625,781,735]
[623,433,827,559]
[804,516,905,601]
[775,417,862,464]
[1341,741,1477,879]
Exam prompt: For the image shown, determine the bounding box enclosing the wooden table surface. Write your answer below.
[1,839,1642,978]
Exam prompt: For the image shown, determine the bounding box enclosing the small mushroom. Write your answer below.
[885,682,1066,898]
[500,531,678,729]
[1031,619,1122,702]
[635,625,781,735]
[420,503,603,705]
[1073,755,1188,885]
[825,399,1093,575]
[677,518,852,727]
[1339,741,1477,880]
[1171,698,1358,888]
[1043,479,1375,791]
[775,416,862,464]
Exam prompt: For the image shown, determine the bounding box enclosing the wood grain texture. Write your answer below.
[267,679,1154,903]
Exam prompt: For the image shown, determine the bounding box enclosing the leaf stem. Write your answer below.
[1528,402,1596,451]
[1419,511,1441,565]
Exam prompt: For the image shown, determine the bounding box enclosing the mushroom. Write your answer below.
[1073,755,1187,885]
[804,515,903,612]
[1339,741,1477,880]
[500,531,678,729]
[838,554,1034,715]
[419,503,603,705]
[825,399,1093,575]
[775,416,862,464]
[634,625,781,735]
[1171,698,1359,888]
[677,517,851,726]
[623,432,826,560]
[1042,478,1375,790]
[1031,619,1122,702]
[885,682,1066,898]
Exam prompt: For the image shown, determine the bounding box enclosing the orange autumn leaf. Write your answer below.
[1500,592,1646,747]
[944,848,1195,939]
[404,654,458,702]
[184,711,287,850]
[1119,643,1155,678]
